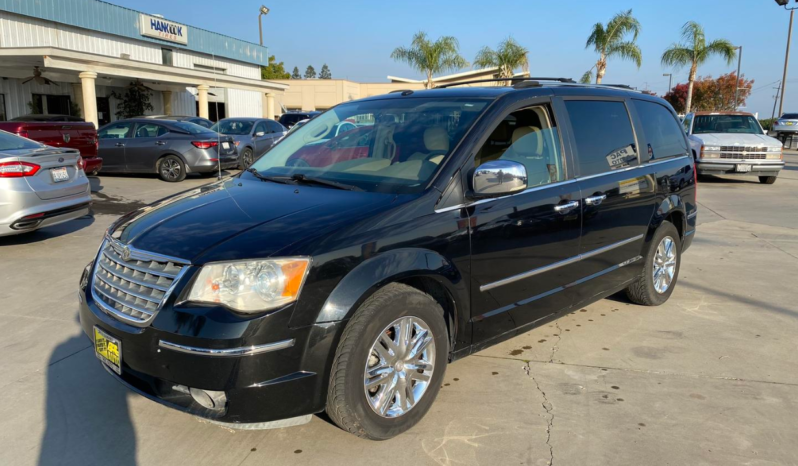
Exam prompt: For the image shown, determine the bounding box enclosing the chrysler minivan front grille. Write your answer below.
[91,239,188,326]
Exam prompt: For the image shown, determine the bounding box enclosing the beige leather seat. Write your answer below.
[407,126,449,164]
[504,126,551,186]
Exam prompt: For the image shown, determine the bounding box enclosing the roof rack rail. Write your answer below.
[435,77,575,89]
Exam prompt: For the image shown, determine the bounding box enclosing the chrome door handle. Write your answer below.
[155,141,166,145]
[114,143,125,147]
[554,200,579,213]
[585,194,607,206]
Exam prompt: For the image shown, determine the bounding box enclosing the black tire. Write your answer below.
[326,283,448,440]
[759,176,777,185]
[625,221,682,306]
[238,148,254,170]
[158,155,186,182]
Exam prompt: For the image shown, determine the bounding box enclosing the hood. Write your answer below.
[110,175,400,263]
[693,132,782,147]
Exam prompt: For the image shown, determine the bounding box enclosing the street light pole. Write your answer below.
[734,46,742,110]
[779,9,794,117]
[663,73,673,94]
[258,6,270,46]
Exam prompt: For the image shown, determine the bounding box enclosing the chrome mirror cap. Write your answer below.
[472,160,528,197]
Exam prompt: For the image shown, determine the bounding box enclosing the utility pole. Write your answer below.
[734,46,742,110]
[772,81,782,121]
[779,9,794,117]
[663,73,673,95]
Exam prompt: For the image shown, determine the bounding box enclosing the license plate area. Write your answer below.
[736,164,752,173]
[51,167,69,182]
[222,142,230,150]
[94,326,122,375]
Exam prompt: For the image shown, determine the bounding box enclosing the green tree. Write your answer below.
[319,63,332,79]
[111,80,154,119]
[661,21,736,114]
[580,9,642,84]
[391,31,469,89]
[304,65,317,79]
[291,66,302,79]
[473,37,529,84]
[261,55,290,80]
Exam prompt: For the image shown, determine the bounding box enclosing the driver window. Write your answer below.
[254,121,269,134]
[474,105,565,188]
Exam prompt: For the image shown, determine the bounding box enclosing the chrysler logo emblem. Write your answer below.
[121,246,132,262]
[63,134,70,143]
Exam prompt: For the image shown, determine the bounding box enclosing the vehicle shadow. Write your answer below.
[38,322,137,466]
[0,215,94,246]
[89,176,104,193]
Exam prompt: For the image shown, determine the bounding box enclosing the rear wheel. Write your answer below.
[626,221,681,306]
[239,148,254,170]
[759,176,777,185]
[326,283,448,440]
[158,155,186,182]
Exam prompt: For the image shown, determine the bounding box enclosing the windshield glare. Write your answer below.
[211,120,254,135]
[250,98,488,194]
[693,115,764,135]
[0,131,44,151]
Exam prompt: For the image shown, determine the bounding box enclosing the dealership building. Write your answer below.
[0,0,286,127]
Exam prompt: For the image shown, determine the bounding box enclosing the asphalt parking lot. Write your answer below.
[2,155,797,466]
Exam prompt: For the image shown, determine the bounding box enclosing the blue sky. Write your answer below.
[115,0,794,117]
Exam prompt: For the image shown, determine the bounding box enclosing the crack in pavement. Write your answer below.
[549,321,563,364]
[524,362,554,465]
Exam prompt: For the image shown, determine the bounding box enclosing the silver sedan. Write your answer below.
[0,130,91,237]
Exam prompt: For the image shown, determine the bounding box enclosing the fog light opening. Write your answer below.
[189,387,227,410]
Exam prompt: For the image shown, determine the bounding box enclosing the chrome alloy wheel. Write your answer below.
[653,236,677,294]
[161,159,181,180]
[364,316,436,418]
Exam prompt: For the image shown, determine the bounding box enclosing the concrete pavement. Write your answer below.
[1,158,797,465]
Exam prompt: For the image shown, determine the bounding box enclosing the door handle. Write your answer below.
[155,141,166,145]
[554,200,579,213]
[115,143,125,147]
[585,194,607,206]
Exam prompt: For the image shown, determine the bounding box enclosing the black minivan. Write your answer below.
[79,79,697,440]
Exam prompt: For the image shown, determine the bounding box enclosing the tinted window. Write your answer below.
[171,121,214,135]
[475,105,564,187]
[565,100,638,177]
[633,100,688,161]
[134,123,168,138]
[254,121,268,134]
[267,120,285,133]
[781,113,798,119]
[211,120,254,135]
[192,118,213,128]
[98,123,133,139]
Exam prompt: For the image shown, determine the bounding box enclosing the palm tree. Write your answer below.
[661,21,736,114]
[580,9,642,84]
[391,32,469,89]
[473,37,529,85]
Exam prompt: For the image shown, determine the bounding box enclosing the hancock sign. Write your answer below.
[140,14,188,45]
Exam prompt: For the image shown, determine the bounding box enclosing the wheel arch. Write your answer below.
[312,248,468,354]
[650,195,687,241]
[155,152,188,172]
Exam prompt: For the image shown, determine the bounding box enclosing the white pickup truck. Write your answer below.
[683,111,784,184]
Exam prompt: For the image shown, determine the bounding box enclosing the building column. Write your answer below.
[266,93,275,120]
[163,90,173,115]
[71,83,85,119]
[79,72,98,129]
[197,84,209,119]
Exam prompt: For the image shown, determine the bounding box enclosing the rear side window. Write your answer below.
[99,123,132,139]
[267,120,285,133]
[134,124,168,138]
[781,113,798,119]
[565,100,638,177]
[633,100,688,161]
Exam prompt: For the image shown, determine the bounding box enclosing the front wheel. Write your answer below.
[625,221,682,306]
[326,283,448,440]
[759,176,777,185]
[158,155,186,182]
[238,148,254,170]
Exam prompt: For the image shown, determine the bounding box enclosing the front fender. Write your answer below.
[314,248,467,324]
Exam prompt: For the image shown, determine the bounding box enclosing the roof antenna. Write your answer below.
[210,52,222,181]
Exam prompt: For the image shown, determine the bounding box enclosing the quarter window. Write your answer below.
[565,100,638,177]
[633,100,688,161]
[474,105,565,188]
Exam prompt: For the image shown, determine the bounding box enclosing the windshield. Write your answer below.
[0,130,45,151]
[250,98,489,194]
[693,115,764,134]
[172,121,214,135]
[211,120,254,135]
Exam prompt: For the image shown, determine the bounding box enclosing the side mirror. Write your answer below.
[472,160,527,197]
[254,131,266,137]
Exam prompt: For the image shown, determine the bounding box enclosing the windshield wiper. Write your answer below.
[246,168,292,184]
[246,169,362,191]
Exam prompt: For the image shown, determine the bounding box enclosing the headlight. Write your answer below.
[767,146,783,152]
[187,258,310,312]
[703,145,721,152]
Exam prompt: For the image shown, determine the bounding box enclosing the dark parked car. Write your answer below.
[79,80,697,439]
[139,115,215,129]
[97,118,237,182]
[278,111,321,129]
[210,118,287,169]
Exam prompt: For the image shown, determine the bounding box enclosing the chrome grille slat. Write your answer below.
[719,146,767,152]
[92,239,187,327]
[719,153,767,160]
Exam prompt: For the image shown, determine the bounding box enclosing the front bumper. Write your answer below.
[696,160,784,176]
[78,280,344,424]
